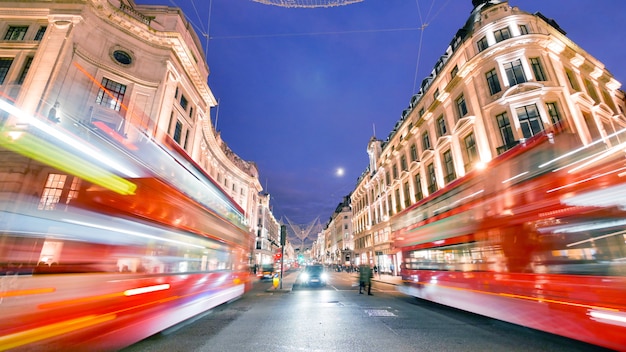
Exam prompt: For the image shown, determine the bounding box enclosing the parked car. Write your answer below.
[296,264,328,287]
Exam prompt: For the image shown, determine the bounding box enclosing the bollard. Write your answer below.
[273,276,279,288]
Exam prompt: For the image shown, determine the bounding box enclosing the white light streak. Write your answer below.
[63,219,205,249]
[501,172,529,184]
[124,284,170,296]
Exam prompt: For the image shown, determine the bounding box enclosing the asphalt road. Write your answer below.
[122,270,613,352]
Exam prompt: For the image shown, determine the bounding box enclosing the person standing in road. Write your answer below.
[358,264,373,295]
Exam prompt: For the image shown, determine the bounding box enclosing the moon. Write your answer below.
[336,168,345,177]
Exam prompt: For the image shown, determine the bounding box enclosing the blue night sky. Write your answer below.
[134,0,626,228]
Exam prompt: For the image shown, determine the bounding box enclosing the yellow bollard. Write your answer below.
[273,276,279,288]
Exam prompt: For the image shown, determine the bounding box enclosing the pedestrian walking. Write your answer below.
[358,264,373,295]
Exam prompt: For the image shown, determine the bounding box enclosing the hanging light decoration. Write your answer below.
[251,0,363,8]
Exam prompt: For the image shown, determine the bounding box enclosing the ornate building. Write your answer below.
[351,0,626,272]
[0,0,263,251]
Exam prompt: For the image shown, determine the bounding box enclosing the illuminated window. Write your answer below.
[38,174,80,210]
[96,77,126,111]
[39,174,66,210]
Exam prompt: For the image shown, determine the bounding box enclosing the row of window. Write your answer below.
[3,25,47,42]
[352,100,565,229]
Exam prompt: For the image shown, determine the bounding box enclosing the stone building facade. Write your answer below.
[351,0,626,272]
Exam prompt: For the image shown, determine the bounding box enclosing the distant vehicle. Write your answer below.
[296,264,328,286]
[258,264,276,280]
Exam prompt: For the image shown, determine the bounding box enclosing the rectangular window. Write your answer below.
[486,68,501,95]
[504,59,527,86]
[493,27,511,42]
[419,108,425,118]
[464,133,478,167]
[385,171,391,186]
[96,77,126,111]
[519,24,529,35]
[0,58,14,84]
[410,143,418,162]
[400,155,407,171]
[392,164,398,179]
[565,68,580,91]
[183,129,190,149]
[546,102,565,131]
[414,174,423,201]
[450,65,459,79]
[422,131,431,150]
[39,174,66,210]
[496,112,516,150]
[34,26,47,41]
[173,120,183,143]
[584,78,600,104]
[530,57,547,81]
[516,104,544,138]
[601,89,617,113]
[4,26,28,40]
[433,88,440,100]
[403,182,411,207]
[427,163,437,194]
[180,95,188,111]
[395,189,401,213]
[477,36,488,52]
[436,115,448,137]
[17,56,33,84]
[456,94,468,119]
[442,150,456,183]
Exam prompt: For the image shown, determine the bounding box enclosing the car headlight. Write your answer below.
[300,273,309,281]
[320,273,328,281]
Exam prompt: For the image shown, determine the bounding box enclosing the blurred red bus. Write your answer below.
[0,100,253,351]
[395,130,626,351]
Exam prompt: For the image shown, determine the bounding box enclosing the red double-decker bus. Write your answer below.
[394,129,626,351]
[0,99,253,351]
